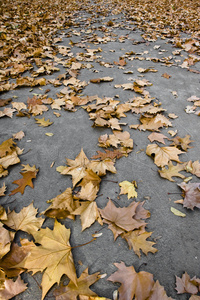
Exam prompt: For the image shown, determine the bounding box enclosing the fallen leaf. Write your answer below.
[35,117,53,127]
[2,202,44,235]
[162,73,171,79]
[158,161,186,182]
[178,182,200,209]
[16,219,77,300]
[107,261,154,300]
[0,182,6,196]
[45,132,54,136]
[148,132,168,144]
[123,230,157,257]
[175,272,200,294]
[170,207,186,217]
[54,268,100,300]
[12,131,25,140]
[0,276,27,299]
[119,181,137,199]
[146,144,184,167]
[9,170,38,195]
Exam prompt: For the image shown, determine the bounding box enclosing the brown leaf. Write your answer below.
[185,160,200,177]
[0,224,12,259]
[0,239,35,277]
[0,276,27,299]
[162,73,171,79]
[170,135,193,151]
[0,98,12,107]
[0,182,6,196]
[54,268,99,300]
[88,159,116,176]
[107,261,154,300]
[9,170,38,195]
[149,280,174,299]
[146,144,184,167]
[178,182,200,210]
[99,200,146,240]
[123,230,157,257]
[175,272,199,294]
[12,131,25,140]
[72,201,102,231]
[158,161,186,182]
[43,187,76,219]
[148,132,168,144]
[91,149,125,160]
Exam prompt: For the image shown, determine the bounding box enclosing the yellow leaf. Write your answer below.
[119,181,137,199]
[15,219,77,300]
[170,207,186,217]
[35,117,53,127]
[45,132,54,136]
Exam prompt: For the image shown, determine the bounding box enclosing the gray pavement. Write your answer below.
[0,3,200,300]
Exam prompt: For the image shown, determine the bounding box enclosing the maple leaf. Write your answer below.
[175,272,200,294]
[91,149,125,160]
[119,180,137,199]
[54,268,100,300]
[138,114,172,131]
[0,224,12,259]
[158,161,186,182]
[12,102,27,111]
[43,187,76,219]
[0,239,35,277]
[170,135,193,151]
[57,149,90,187]
[178,182,200,210]
[0,182,6,196]
[146,144,184,167]
[12,131,25,140]
[185,160,200,177]
[0,150,20,170]
[148,132,168,144]
[76,182,99,201]
[0,98,12,107]
[122,230,157,257]
[107,261,154,300]
[0,276,27,299]
[149,280,174,299]
[16,219,77,299]
[99,200,146,240]
[88,159,116,176]
[2,202,44,235]
[90,77,113,83]
[72,201,102,231]
[35,117,53,127]
[9,170,38,195]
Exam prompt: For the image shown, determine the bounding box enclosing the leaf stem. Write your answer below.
[71,237,96,249]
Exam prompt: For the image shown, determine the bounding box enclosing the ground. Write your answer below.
[0,0,200,299]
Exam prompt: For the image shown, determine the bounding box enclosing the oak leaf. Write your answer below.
[9,170,38,195]
[99,200,146,240]
[35,117,53,127]
[16,219,77,300]
[0,276,27,299]
[146,144,183,167]
[158,161,186,182]
[54,268,100,300]
[107,261,154,300]
[119,181,137,199]
[170,135,193,151]
[2,202,44,235]
[123,230,157,257]
[178,182,200,209]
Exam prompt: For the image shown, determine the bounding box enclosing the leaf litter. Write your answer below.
[0,0,200,298]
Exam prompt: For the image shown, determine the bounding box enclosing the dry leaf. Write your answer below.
[119,181,137,199]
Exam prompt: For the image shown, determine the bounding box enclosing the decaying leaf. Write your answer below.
[175,272,200,294]
[0,182,6,197]
[0,276,27,299]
